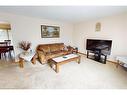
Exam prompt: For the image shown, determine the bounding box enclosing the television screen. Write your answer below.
[86,39,112,55]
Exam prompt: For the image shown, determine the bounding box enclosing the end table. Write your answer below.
[19,52,36,68]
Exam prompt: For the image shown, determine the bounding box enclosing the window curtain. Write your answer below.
[0,23,11,30]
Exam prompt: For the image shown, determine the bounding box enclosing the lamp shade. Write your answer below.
[0,23,11,30]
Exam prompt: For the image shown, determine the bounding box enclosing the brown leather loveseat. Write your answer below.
[36,43,71,64]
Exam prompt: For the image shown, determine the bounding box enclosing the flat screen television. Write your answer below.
[86,39,112,55]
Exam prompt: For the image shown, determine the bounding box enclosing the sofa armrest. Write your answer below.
[66,46,74,52]
[37,50,46,55]
[37,50,47,64]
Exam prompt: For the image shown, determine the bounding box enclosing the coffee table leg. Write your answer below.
[116,60,119,68]
[56,64,59,73]
[19,58,24,68]
[77,57,81,64]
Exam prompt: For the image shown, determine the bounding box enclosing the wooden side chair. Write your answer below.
[0,42,8,46]
[0,48,10,60]
[4,40,11,46]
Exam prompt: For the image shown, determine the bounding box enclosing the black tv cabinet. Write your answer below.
[87,50,107,64]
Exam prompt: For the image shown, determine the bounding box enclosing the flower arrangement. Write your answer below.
[19,41,31,51]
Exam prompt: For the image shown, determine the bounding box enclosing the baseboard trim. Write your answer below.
[107,60,117,64]
[78,52,86,55]
[78,52,117,64]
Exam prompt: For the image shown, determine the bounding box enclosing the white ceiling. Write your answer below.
[0,6,127,23]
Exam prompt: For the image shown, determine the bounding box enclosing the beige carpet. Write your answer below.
[0,55,127,89]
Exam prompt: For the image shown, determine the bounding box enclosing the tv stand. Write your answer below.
[87,50,107,64]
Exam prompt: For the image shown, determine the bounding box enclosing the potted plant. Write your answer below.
[19,41,31,55]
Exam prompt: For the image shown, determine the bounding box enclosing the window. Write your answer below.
[0,29,8,41]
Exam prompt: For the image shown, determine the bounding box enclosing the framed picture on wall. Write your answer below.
[41,25,60,38]
[95,22,101,32]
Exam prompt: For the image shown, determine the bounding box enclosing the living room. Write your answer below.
[1,7,127,61]
[0,3,127,94]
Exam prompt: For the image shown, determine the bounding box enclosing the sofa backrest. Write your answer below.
[37,43,65,53]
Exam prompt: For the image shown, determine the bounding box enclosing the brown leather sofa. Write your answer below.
[35,43,71,64]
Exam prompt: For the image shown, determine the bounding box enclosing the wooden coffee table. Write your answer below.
[50,54,81,73]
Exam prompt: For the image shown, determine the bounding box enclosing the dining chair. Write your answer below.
[8,46,14,58]
[0,47,10,60]
[0,42,8,46]
[4,40,11,46]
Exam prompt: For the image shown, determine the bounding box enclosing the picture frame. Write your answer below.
[95,22,101,32]
[41,25,60,38]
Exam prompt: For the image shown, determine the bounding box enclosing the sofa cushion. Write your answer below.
[46,53,58,60]
[51,51,64,55]
[47,50,68,59]
[50,44,59,52]
[38,45,50,53]
[59,44,65,50]
[61,50,69,55]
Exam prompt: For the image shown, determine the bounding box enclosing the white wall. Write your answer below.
[1,11,127,62]
[0,12,73,56]
[73,13,127,61]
